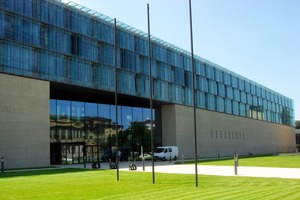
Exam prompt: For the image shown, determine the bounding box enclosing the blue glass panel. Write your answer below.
[261,89,266,99]
[247,93,252,104]
[217,96,224,112]
[153,79,161,100]
[133,107,143,122]
[206,65,214,79]
[257,87,261,97]
[227,86,233,99]
[208,80,217,95]
[173,67,184,85]
[240,103,245,116]
[245,82,250,93]
[225,98,232,114]
[101,44,114,66]
[241,91,246,103]
[198,76,208,92]
[238,79,244,90]
[231,76,238,88]
[2,13,13,39]
[2,0,14,11]
[251,84,256,95]
[233,101,239,115]
[253,96,258,106]
[118,71,135,95]
[119,30,134,51]
[196,91,206,108]
[96,21,114,44]
[183,55,191,71]
[48,3,57,26]
[136,37,148,56]
[98,104,110,119]
[224,72,230,85]
[199,63,206,76]
[0,11,2,37]
[207,94,215,111]
[215,69,223,83]
[110,105,121,124]
[217,83,225,97]
[153,44,167,62]
[184,88,192,106]
[120,49,135,71]
[71,101,85,142]
[121,106,133,126]
[184,71,192,87]
[31,22,40,46]
[57,100,71,140]
[233,89,240,101]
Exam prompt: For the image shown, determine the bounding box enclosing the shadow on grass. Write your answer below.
[0,168,100,178]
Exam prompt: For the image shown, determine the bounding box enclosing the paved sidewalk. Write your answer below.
[53,160,300,179]
[128,164,300,179]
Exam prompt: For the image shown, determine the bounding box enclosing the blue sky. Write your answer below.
[71,0,300,121]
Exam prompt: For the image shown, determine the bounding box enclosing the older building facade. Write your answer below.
[0,0,295,168]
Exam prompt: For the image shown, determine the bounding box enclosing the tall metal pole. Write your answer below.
[147,3,155,184]
[114,18,120,181]
[189,0,198,187]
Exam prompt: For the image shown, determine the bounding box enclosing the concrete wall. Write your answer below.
[0,73,50,169]
[162,104,296,159]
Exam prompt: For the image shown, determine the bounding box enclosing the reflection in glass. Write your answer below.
[57,100,71,142]
[50,99,157,164]
[72,101,85,142]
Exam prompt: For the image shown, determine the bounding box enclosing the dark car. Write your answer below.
[101,149,116,162]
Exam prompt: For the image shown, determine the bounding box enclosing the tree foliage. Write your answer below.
[295,120,300,129]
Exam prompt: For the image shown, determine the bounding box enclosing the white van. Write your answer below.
[154,146,178,161]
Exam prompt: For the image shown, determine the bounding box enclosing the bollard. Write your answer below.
[234,154,238,175]
[141,146,145,171]
[1,157,4,173]
[182,154,184,164]
[169,152,172,163]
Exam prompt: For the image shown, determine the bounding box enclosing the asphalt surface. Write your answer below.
[52,160,300,179]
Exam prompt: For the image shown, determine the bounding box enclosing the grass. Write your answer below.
[198,155,300,168]
[1,155,299,199]
[0,168,300,200]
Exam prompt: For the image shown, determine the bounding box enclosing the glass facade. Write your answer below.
[50,99,156,164]
[0,0,294,131]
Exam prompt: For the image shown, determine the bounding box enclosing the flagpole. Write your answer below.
[114,18,120,181]
[147,3,155,184]
[189,0,198,187]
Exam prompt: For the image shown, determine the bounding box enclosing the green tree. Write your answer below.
[295,120,300,129]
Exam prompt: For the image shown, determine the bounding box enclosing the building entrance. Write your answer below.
[61,143,85,164]
[86,145,101,163]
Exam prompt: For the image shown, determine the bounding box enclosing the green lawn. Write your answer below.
[1,156,299,199]
[0,168,300,200]
[198,155,300,168]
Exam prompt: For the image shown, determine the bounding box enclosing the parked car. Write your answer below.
[101,149,116,162]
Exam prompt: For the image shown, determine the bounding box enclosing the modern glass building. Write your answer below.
[0,0,296,168]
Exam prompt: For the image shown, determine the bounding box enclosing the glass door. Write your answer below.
[61,143,84,164]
